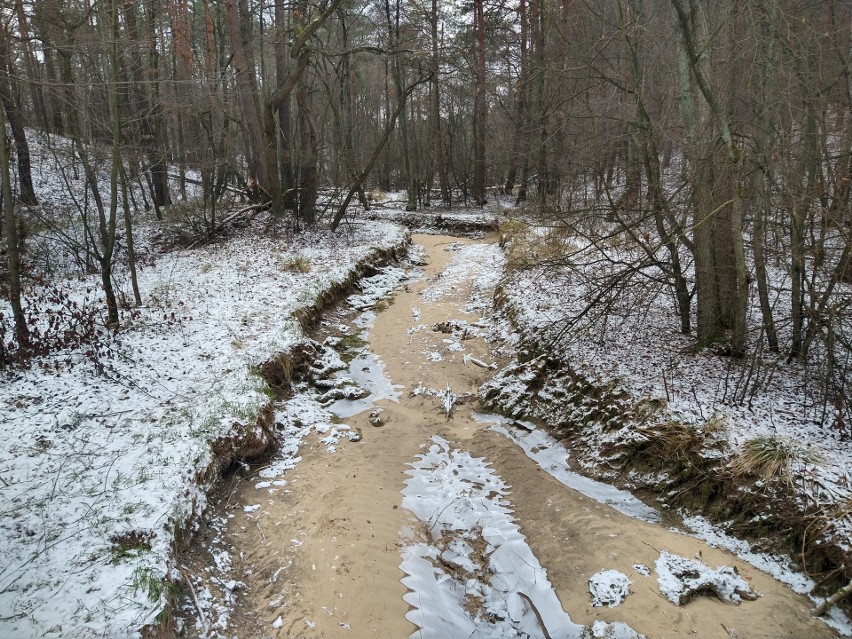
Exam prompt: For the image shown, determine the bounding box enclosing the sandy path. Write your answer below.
[188,234,836,639]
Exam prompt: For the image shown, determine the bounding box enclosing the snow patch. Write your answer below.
[589,570,632,608]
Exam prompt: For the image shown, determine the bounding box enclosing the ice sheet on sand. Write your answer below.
[400,436,620,639]
[326,348,402,418]
[591,620,646,639]
[476,414,660,523]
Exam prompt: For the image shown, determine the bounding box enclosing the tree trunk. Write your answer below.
[0,25,37,205]
[472,0,487,206]
[0,94,27,347]
[275,1,297,212]
[505,0,529,196]
[674,0,748,354]
[15,1,48,132]
[101,0,122,326]
[296,69,318,226]
[226,0,266,185]
[752,5,779,351]
[432,0,450,202]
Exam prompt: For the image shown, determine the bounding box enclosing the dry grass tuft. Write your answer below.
[280,254,311,273]
[501,219,578,271]
[636,421,703,461]
[730,436,823,485]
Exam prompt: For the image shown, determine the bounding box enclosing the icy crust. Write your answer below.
[588,570,631,608]
[477,415,660,523]
[0,221,407,638]
[681,514,852,636]
[346,266,407,311]
[400,437,645,639]
[654,551,756,606]
[491,257,852,556]
[400,437,585,639]
[421,242,505,308]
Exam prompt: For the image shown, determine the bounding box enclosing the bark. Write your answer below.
[125,0,170,213]
[752,5,779,351]
[336,13,369,211]
[120,166,142,305]
[432,0,450,202]
[505,0,529,196]
[296,66,318,226]
[0,25,37,205]
[812,579,852,618]
[385,0,416,211]
[472,0,487,206]
[275,2,297,212]
[531,0,549,203]
[619,0,691,333]
[226,0,266,184]
[15,1,47,132]
[102,0,122,326]
[0,95,27,346]
[263,0,343,218]
[674,0,748,354]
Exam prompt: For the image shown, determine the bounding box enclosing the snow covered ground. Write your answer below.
[0,207,407,637]
[482,221,852,626]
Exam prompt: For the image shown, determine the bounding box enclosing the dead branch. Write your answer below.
[811,578,852,617]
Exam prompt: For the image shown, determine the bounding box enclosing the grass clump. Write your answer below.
[730,436,823,485]
[281,254,311,273]
[500,219,578,271]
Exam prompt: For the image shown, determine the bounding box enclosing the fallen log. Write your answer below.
[811,578,852,617]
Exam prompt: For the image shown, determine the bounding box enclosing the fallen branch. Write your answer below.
[167,173,243,196]
[811,578,852,617]
[463,354,495,369]
[179,569,210,637]
[186,202,270,249]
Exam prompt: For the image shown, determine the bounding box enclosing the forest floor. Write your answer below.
[0,206,408,638]
[3,174,852,638]
[171,229,850,639]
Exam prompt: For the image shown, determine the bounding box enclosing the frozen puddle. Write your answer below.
[476,414,660,523]
[326,347,402,418]
[399,437,644,639]
[327,308,404,418]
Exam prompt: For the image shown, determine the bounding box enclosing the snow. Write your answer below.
[682,514,852,636]
[400,436,586,639]
[0,177,408,639]
[492,243,852,553]
[589,570,632,608]
[654,550,756,606]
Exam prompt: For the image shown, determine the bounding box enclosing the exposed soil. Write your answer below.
[175,234,837,639]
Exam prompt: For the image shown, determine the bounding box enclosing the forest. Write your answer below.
[2,0,852,384]
[1,0,852,637]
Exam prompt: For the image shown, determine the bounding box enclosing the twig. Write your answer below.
[179,569,210,637]
[463,354,495,369]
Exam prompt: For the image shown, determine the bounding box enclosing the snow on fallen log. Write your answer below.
[812,579,852,618]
